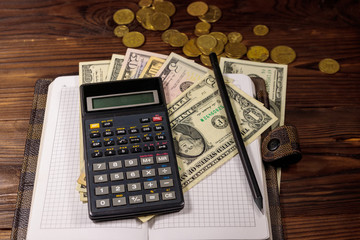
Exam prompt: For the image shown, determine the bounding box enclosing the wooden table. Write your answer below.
[1,0,359,239]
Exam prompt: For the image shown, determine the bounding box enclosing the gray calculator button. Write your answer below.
[126,170,140,179]
[142,168,156,177]
[144,180,157,189]
[160,179,174,188]
[93,162,106,171]
[129,195,143,204]
[140,156,154,165]
[158,167,172,176]
[111,184,125,193]
[96,199,110,208]
[127,182,141,191]
[146,193,160,202]
[95,186,109,195]
[110,172,124,181]
[109,160,122,169]
[113,197,126,206]
[156,155,169,163]
[124,158,138,167]
[162,191,176,201]
[94,174,108,183]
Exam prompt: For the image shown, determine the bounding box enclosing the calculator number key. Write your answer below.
[95,186,109,196]
[127,182,141,192]
[93,162,106,171]
[96,199,110,208]
[109,160,122,169]
[125,158,138,167]
[111,184,125,193]
[110,172,124,181]
[126,170,140,179]
[94,174,108,183]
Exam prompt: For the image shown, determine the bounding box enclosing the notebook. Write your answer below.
[26,75,270,240]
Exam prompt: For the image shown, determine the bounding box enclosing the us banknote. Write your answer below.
[219,58,287,128]
[156,52,209,103]
[79,60,110,84]
[117,48,167,80]
[105,54,125,81]
[139,56,166,78]
[168,72,277,191]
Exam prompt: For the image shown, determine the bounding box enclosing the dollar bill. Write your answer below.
[219,58,287,128]
[105,54,125,81]
[139,56,166,78]
[168,72,277,191]
[79,60,110,84]
[117,48,167,80]
[156,52,209,103]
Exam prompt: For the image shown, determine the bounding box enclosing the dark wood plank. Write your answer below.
[0,0,359,239]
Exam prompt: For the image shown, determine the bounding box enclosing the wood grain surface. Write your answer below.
[0,0,359,239]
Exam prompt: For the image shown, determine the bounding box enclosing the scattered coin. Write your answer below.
[200,54,211,67]
[162,29,180,43]
[183,38,202,57]
[318,58,340,74]
[198,5,222,23]
[138,0,152,8]
[247,46,269,62]
[196,34,217,55]
[113,9,135,25]
[210,32,228,45]
[194,21,211,36]
[114,25,129,38]
[150,12,171,30]
[253,24,269,36]
[122,31,145,48]
[270,45,296,64]
[225,42,247,59]
[227,32,243,43]
[153,1,176,17]
[169,32,189,47]
[136,7,155,24]
[187,1,209,17]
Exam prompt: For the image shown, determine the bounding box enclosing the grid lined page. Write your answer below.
[153,154,255,229]
[38,85,140,229]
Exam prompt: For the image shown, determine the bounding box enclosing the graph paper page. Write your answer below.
[26,76,147,240]
[149,74,269,240]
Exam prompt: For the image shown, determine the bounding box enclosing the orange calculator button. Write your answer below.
[90,123,100,129]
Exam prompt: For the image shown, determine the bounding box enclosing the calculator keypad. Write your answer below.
[85,113,183,219]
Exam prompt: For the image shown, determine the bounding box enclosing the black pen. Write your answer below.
[209,53,263,212]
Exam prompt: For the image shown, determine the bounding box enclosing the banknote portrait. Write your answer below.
[172,123,206,161]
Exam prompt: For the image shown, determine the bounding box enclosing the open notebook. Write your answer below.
[26,75,270,240]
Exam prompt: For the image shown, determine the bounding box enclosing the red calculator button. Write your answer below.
[152,116,162,122]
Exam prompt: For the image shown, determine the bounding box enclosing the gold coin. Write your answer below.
[224,42,247,58]
[212,39,224,55]
[199,5,222,23]
[270,45,296,64]
[196,34,217,55]
[114,25,129,38]
[169,32,189,47]
[136,7,155,23]
[122,31,145,48]
[139,0,153,8]
[247,46,269,62]
[195,21,211,31]
[187,1,209,17]
[183,38,202,57]
[153,1,176,17]
[113,9,135,25]
[150,12,171,31]
[227,32,243,43]
[210,32,228,45]
[319,58,340,74]
[162,29,180,43]
[200,54,211,67]
[194,28,209,36]
[253,24,269,36]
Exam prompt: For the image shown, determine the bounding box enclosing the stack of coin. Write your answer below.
[162,29,189,48]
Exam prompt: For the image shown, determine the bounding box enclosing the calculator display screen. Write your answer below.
[87,90,160,111]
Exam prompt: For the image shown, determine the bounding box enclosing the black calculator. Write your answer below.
[80,77,184,221]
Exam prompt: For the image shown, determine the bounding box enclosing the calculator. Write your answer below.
[80,77,184,221]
